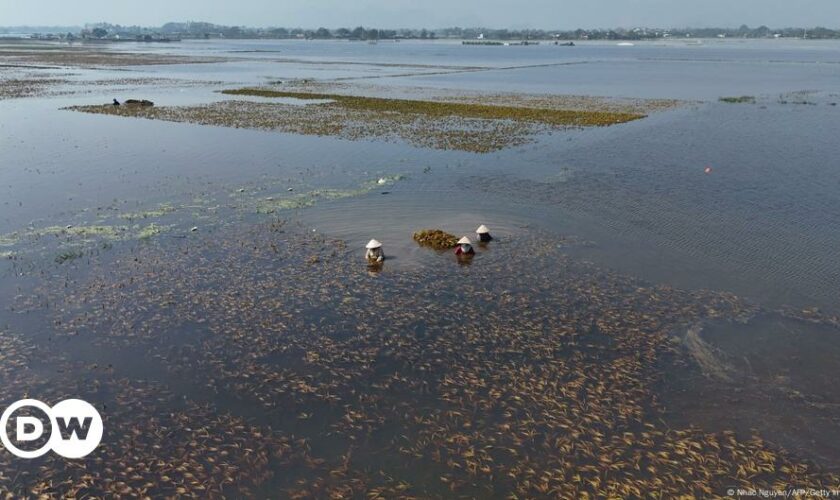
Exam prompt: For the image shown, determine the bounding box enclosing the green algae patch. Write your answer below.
[413,229,459,250]
[0,222,173,258]
[136,223,168,240]
[37,225,129,240]
[221,88,645,127]
[0,234,17,246]
[256,176,403,214]
[7,224,165,243]
[120,204,177,220]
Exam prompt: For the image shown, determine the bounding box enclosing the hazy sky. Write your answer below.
[1,0,838,28]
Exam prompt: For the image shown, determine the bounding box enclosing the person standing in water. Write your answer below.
[365,239,385,263]
[476,225,493,243]
[455,236,475,256]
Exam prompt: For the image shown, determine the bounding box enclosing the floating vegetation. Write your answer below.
[0,234,16,246]
[255,176,403,214]
[412,228,459,249]
[719,95,756,104]
[0,175,399,263]
[68,87,646,153]
[55,249,84,263]
[136,223,167,239]
[39,224,127,239]
[120,203,177,220]
[0,223,171,257]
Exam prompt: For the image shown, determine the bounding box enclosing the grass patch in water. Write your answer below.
[221,88,645,127]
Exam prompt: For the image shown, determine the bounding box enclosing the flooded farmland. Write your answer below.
[2,38,840,497]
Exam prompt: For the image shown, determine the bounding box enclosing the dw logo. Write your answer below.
[0,399,103,459]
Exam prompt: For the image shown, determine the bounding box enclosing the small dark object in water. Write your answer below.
[555,41,575,46]
[719,96,755,104]
[124,99,154,107]
[112,99,120,106]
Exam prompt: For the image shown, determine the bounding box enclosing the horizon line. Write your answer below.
[2,22,839,32]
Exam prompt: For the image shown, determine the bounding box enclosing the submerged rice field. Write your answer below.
[2,38,840,498]
[5,220,840,497]
[67,87,648,153]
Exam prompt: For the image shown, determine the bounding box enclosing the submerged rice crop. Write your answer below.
[220,88,646,127]
[68,87,646,153]
[0,43,225,67]
[5,220,837,497]
[0,75,70,100]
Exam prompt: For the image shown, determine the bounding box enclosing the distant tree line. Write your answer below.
[438,25,840,40]
[15,22,840,41]
[78,22,436,40]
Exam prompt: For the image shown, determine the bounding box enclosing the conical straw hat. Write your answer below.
[457,236,472,245]
[476,224,490,234]
[366,239,382,249]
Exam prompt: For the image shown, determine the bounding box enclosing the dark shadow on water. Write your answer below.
[660,313,840,471]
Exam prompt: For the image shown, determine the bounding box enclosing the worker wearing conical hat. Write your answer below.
[365,239,385,263]
[454,236,475,256]
[476,224,492,243]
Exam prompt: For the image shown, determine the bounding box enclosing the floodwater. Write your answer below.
[1,38,840,496]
